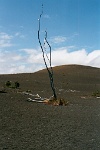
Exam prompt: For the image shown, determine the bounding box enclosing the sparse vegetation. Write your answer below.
[92,90,100,97]
[26,90,32,93]
[44,97,69,106]
[5,81,20,89]
[14,81,20,89]
[5,81,12,87]
[49,99,68,106]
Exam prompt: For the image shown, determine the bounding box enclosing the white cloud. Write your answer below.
[15,32,20,36]
[43,14,50,19]
[86,50,100,67]
[0,49,44,74]
[0,48,100,74]
[21,49,43,64]
[50,36,67,44]
[15,32,25,38]
[51,48,100,68]
[0,32,13,48]
[50,33,78,45]
[51,48,87,65]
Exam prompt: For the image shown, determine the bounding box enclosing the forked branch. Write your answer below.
[38,5,57,100]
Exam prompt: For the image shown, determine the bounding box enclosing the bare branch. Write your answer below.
[38,4,57,100]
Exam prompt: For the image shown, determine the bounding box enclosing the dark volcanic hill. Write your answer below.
[0,64,100,98]
[0,65,100,150]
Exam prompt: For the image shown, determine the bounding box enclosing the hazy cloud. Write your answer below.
[50,33,79,44]
[0,32,13,48]
[43,14,50,19]
[0,47,100,74]
[15,32,25,39]
[50,36,67,44]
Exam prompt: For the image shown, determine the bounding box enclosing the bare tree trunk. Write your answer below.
[38,5,57,100]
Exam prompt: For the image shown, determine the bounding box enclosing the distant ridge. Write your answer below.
[0,64,99,75]
[0,64,100,98]
[35,64,100,74]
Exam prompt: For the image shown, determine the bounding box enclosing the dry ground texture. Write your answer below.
[0,65,100,150]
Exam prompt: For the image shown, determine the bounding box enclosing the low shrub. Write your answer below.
[5,81,12,87]
[44,97,69,106]
[5,81,20,89]
[92,90,100,97]
[14,81,20,89]
[26,90,32,93]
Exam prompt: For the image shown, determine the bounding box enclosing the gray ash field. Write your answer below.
[0,65,100,150]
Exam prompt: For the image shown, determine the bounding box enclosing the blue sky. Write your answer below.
[0,0,100,74]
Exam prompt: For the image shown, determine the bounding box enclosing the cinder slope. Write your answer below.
[0,65,100,98]
[0,65,100,150]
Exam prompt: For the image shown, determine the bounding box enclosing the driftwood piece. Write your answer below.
[27,98,44,103]
[23,92,48,103]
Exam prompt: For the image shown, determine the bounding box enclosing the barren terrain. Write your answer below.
[0,65,100,150]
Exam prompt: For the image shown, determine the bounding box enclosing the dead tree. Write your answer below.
[38,4,57,100]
